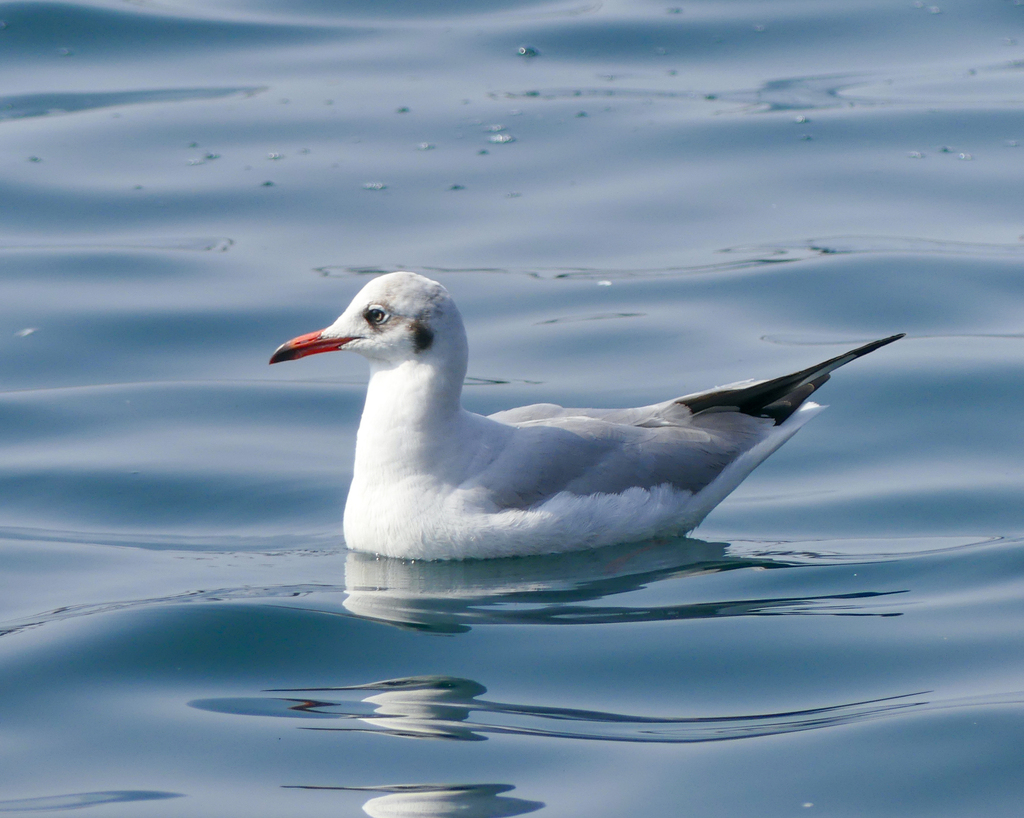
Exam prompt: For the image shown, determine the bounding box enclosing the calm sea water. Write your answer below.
[1,1,1023,815]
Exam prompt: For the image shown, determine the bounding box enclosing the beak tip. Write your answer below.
[268,344,297,365]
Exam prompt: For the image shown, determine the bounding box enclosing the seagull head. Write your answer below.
[269,272,466,369]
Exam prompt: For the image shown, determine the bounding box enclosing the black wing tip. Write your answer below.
[848,333,905,357]
[680,333,905,425]
[768,332,905,423]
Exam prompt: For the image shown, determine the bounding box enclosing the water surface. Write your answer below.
[1,0,1023,815]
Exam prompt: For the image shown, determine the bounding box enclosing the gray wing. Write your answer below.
[478,334,904,509]
[473,407,771,509]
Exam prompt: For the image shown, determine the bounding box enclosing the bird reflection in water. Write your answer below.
[284,783,543,818]
[187,538,919,814]
[338,536,904,633]
[193,674,922,744]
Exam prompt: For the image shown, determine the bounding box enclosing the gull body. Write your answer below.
[271,272,901,560]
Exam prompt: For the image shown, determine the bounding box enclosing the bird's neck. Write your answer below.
[354,356,468,478]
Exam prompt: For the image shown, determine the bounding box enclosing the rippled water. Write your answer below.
[1,1,1023,815]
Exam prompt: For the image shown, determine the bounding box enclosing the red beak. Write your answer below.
[269,330,358,364]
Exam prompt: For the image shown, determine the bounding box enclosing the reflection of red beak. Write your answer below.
[269,330,358,364]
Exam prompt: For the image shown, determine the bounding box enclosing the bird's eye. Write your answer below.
[364,306,389,325]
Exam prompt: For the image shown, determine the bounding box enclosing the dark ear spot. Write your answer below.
[411,320,434,353]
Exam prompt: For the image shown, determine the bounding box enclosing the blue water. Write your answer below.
[1,0,1023,815]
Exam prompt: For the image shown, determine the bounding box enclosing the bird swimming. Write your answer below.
[270,272,901,560]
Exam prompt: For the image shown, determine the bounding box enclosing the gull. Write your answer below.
[270,272,901,560]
